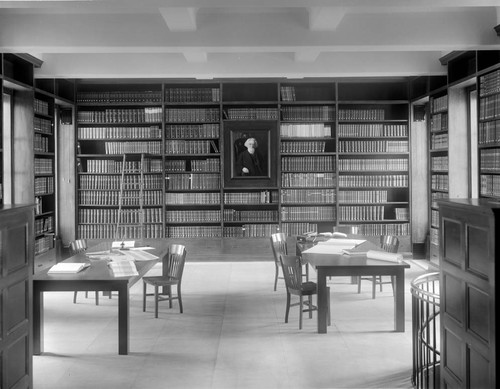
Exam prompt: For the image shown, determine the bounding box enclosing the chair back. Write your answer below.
[69,239,88,255]
[270,233,288,264]
[279,254,303,294]
[380,235,399,253]
[163,244,187,280]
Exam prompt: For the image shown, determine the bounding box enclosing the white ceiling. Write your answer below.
[1,0,500,79]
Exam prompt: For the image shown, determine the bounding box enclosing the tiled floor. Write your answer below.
[33,260,430,389]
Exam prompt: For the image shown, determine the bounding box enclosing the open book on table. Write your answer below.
[48,262,90,274]
[108,260,139,277]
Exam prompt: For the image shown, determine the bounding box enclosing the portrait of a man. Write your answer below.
[235,137,265,176]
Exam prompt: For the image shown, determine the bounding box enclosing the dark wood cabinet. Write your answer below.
[0,204,34,389]
[439,198,498,388]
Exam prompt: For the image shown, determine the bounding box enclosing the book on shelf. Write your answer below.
[48,262,90,274]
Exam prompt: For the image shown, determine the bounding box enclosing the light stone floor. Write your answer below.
[33,260,431,389]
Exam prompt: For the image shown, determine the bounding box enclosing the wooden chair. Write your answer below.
[270,233,288,291]
[279,254,330,330]
[143,244,187,318]
[70,239,102,305]
[357,235,400,299]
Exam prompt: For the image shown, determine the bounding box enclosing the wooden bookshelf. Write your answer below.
[76,82,164,240]
[428,92,449,262]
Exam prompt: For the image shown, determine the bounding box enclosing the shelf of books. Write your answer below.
[164,83,222,238]
[0,78,3,206]
[34,92,56,255]
[428,93,449,261]
[76,83,164,239]
[279,82,336,236]
[478,68,500,200]
[337,81,410,245]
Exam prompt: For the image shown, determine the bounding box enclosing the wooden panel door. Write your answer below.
[0,204,34,389]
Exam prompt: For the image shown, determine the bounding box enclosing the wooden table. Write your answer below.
[301,240,410,334]
[33,240,167,355]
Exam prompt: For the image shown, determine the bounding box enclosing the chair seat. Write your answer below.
[143,276,179,286]
[301,281,317,294]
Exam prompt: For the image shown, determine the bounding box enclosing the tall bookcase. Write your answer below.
[279,81,336,235]
[33,91,56,255]
[76,82,164,240]
[478,67,500,200]
[337,81,411,244]
[428,92,449,262]
[164,82,222,238]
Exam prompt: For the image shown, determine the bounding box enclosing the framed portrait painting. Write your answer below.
[223,121,277,188]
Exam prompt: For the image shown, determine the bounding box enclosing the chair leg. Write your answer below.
[299,296,303,330]
[142,281,147,312]
[73,291,78,304]
[177,284,183,314]
[379,276,383,292]
[274,263,279,291]
[168,285,173,309]
[326,287,331,326]
[357,278,362,294]
[285,292,290,323]
[308,295,313,319]
[95,292,99,306]
[154,285,159,318]
[371,276,376,299]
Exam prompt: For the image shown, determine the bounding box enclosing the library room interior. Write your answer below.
[1,1,500,388]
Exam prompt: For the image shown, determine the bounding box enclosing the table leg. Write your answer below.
[394,268,405,332]
[33,285,44,355]
[118,286,130,355]
[317,269,328,334]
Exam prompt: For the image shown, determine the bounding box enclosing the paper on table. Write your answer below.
[366,250,403,263]
[317,238,366,246]
[48,262,90,274]
[108,260,139,277]
[121,249,158,261]
[301,244,345,255]
[111,240,135,249]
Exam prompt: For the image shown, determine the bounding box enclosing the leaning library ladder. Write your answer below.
[115,153,145,243]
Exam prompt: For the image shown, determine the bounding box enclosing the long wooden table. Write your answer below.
[33,240,167,355]
[301,240,410,334]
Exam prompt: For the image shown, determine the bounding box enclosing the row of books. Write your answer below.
[280,86,298,102]
[431,95,448,114]
[431,133,448,150]
[430,113,448,132]
[478,120,500,145]
[338,190,389,203]
[281,206,335,221]
[480,149,500,171]
[430,227,439,246]
[280,140,327,153]
[338,174,408,188]
[480,174,500,197]
[165,87,220,103]
[165,158,220,172]
[281,156,334,171]
[479,94,500,120]
[34,116,52,134]
[226,108,279,120]
[104,141,162,154]
[79,190,163,206]
[431,192,448,208]
[34,158,53,175]
[79,174,163,190]
[280,189,336,204]
[166,124,220,139]
[78,108,162,123]
[166,192,220,205]
[395,207,409,220]
[166,226,222,238]
[166,210,221,223]
[77,90,162,103]
[35,176,54,195]
[79,208,163,224]
[338,123,408,138]
[338,158,408,171]
[431,156,449,171]
[281,106,334,121]
[165,173,220,190]
[223,209,279,222]
[34,98,50,116]
[35,235,53,256]
[78,224,164,240]
[165,108,220,123]
[281,172,336,187]
[338,205,384,221]
[34,196,45,215]
[224,191,277,204]
[78,125,161,139]
[280,222,318,236]
[223,224,279,238]
[35,215,53,236]
[431,209,439,227]
[479,69,500,97]
[338,109,385,121]
[165,140,217,154]
[84,159,162,173]
[338,140,408,153]
[34,133,51,153]
[357,223,409,236]
[280,123,332,138]
[431,175,449,191]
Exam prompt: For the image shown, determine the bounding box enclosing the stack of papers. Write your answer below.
[108,260,139,277]
[48,262,90,274]
[366,250,403,263]
[302,238,366,254]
